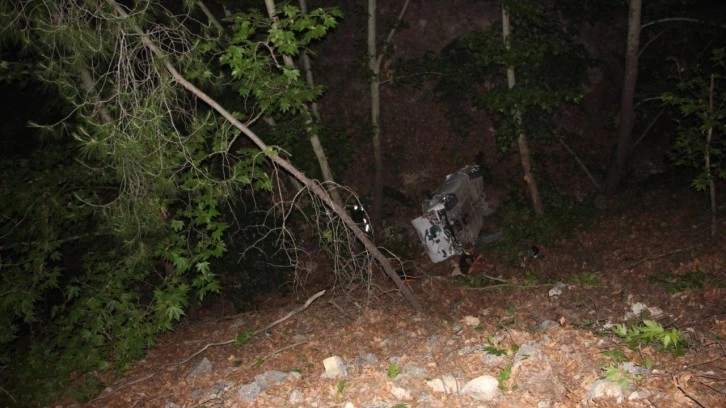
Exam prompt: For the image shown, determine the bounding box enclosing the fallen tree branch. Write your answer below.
[0,385,16,405]
[476,273,510,284]
[674,375,707,408]
[250,341,308,367]
[558,136,601,191]
[108,0,423,313]
[608,246,694,273]
[256,289,325,334]
[90,290,326,401]
[173,290,325,367]
[459,283,550,291]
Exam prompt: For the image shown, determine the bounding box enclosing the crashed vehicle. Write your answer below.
[412,165,494,263]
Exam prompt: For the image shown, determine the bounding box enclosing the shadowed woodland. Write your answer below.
[0,0,725,406]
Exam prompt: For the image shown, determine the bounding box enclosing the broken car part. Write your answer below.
[412,165,494,263]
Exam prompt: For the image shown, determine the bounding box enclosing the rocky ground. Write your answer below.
[66,179,725,408]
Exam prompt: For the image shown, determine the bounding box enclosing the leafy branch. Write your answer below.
[611,319,686,355]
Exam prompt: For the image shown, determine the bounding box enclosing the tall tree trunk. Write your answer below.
[368,0,383,223]
[367,0,411,223]
[263,0,343,208]
[501,3,544,216]
[603,0,642,197]
[298,0,321,122]
[706,74,717,237]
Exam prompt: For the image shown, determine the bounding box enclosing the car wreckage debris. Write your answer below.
[412,165,495,263]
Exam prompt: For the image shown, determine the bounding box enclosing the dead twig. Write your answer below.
[558,136,602,191]
[426,337,457,408]
[0,385,16,404]
[478,273,511,283]
[250,341,308,367]
[675,375,707,408]
[608,246,694,273]
[91,290,325,402]
[178,289,326,367]
[458,281,550,291]
[257,290,326,334]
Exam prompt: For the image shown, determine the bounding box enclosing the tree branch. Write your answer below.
[107,0,423,313]
[641,17,726,31]
[558,136,602,191]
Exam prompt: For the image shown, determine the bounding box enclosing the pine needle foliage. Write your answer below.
[0,1,339,404]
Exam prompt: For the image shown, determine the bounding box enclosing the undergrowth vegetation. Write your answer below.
[489,195,594,257]
[611,319,686,356]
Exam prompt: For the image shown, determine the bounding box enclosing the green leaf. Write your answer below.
[195,261,210,274]
[235,329,256,346]
[166,305,185,322]
[387,363,402,378]
[171,219,184,232]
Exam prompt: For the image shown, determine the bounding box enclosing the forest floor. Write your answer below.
[69,179,725,408]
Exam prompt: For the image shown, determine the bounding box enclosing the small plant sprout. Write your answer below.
[336,379,348,395]
[484,345,508,357]
[602,348,628,363]
[387,363,402,378]
[497,364,513,390]
[485,335,517,357]
[234,329,256,346]
[602,365,632,391]
[572,272,598,288]
[647,267,708,293]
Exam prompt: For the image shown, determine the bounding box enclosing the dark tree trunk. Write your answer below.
[603,0,642,197]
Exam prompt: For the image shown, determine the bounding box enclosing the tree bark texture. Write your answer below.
[706,74,717,237]
[501,4,544,216]
[368,0,383,223]
[298,0,321,122]
[367,0,410,224]
[603,0,642,197]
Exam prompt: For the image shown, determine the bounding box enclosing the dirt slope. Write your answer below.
[73,179,725,408]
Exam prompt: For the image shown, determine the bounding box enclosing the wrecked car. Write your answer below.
[412,165,494,263]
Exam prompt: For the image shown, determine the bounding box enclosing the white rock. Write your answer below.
[628,390,651,400]
[322,355,348,378]
[426,374,460,394]
[237,381,261,403]
[622,362,649,377]
[631,302,648,316]
[391,385,412,400]
[463,315,480,326]
[357,351,378,365]
[289,389,304,404]
[255,370,300,391]
[513,343,541,369]
[402,364,426,378]
[187,357,213,379]
[462,375,500,401]
[343,402,355,408]
[647,306,664,317]
[588,380,624,403]
[549,282,565,297]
